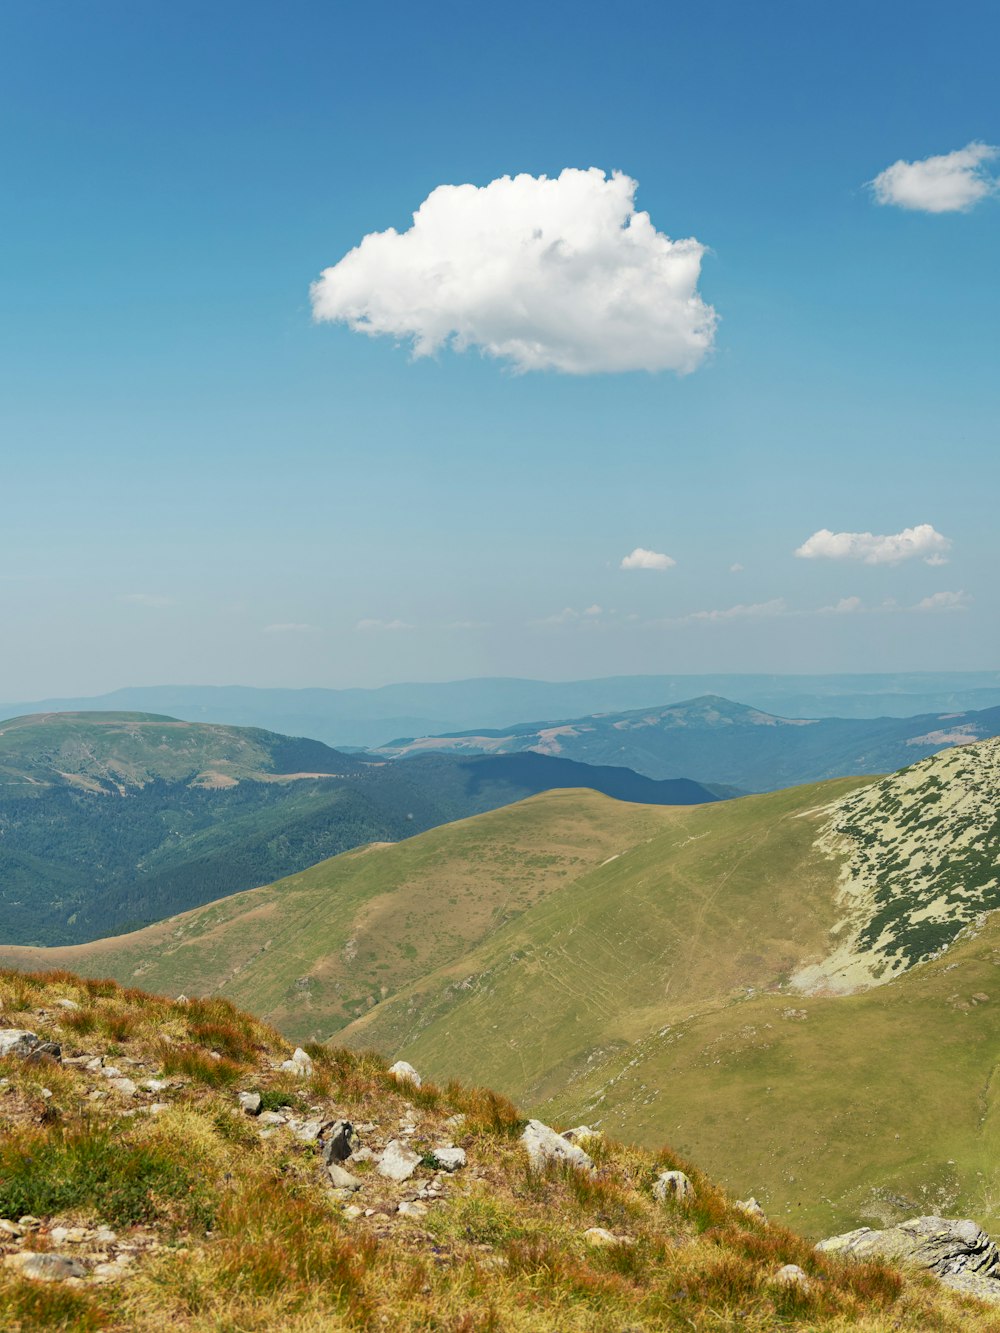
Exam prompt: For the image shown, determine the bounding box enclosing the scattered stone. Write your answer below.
[327,1163,362,1192]
[388,1060,421,1087]
[55,998,79,1010]
[818,1215,1000,1302]
[322,1120,360,1164]
[432,1146,466,1172]
[774,1263,811,1290]
[4,1252,87,1281]
[108,1077,138,1096]
[735,1197,767,1222]
[143,1079,169,1093]
[259,1111,287,1127]
[398,1200,428,1219]
[378,1140,422,1182]
[175,995,189,1004]
[145,1102,170,1115]
[343,1204,364,1220]
[653,1171,694,1203]
[584,1227,619,1247]
[443,1113,466,1131]
[0,1220,24,1238]
[292,1118,325,1143]
[49,1226,89,1245]
[350,1147,375,1164]
[521,1120,595,1172]
[238,1091,262,1116]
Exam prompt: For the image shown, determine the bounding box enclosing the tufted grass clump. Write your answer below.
[0,1124,213,1229]
[158,1043,244,1087]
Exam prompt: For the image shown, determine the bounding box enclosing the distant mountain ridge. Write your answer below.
[2,671,999,747]
[0,710,717,946]
[374,694,1000,791]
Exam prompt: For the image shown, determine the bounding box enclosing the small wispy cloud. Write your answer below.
[870,142,998,213]
[729,562,744,574]
[620,547,676,571]
[685,597,787,623]
[263,622,318,634]
[356,618,415,632]
[820,596,864,615]
[913,590,972,613]
[118,593,174,608]
[795,524,951,566]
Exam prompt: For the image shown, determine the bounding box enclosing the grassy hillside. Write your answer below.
[376,693,1000,791]
[0,967,993,1332]
[5,740,999,1243]
[0,712,717,946]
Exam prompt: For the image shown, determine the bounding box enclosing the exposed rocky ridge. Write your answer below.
[794,737,1000,994]
[819,1215,1000,1304]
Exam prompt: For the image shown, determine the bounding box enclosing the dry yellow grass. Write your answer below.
[2,968,999,1331]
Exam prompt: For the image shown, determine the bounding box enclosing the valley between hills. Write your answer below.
[3,713,999,1242]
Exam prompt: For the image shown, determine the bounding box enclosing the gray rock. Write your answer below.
[291,1118,325,1143]
[327,1163,362,1192]
[583,1226,619,1247]
[388,1060,421,1087]
[735,1197,767,1222]
[0,1029,46,1061]
[653,1170,694,1202]
[818,1215,1000,1304]
[280,1047,313,1077]
[322,1120,360,1164]
[432,1146,466,1172]
[4,1252,87,1281]
[521,1120,595,1172]
[398,1200,428,1219]
[108,1077,138,1096]
[774,1263,810,1290]
[378,1139,422,1182]
[258,1110,287,1127]
[238,1091,262,1116]
[562,1125,602,1145]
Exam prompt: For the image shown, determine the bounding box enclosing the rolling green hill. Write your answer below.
[375,694,1000,791]
[0,712,717,946]
[5,739,999,1240]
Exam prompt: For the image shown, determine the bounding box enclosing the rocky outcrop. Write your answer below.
[521,1119,595,1172]
[818,1215,1000,1304]
[0,1030,61,1062]
[388,1060,421,1087]
[653,1170,694,1202]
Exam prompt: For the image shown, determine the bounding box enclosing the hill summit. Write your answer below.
[1,967,997,1330]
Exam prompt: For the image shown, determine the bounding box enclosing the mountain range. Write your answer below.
[375,694,1000,791]
[0,710,716,946]
[3,671,1000,748]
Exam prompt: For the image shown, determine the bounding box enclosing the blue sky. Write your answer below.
[1,0,997,696]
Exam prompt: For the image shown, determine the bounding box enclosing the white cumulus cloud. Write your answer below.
[794,524,951,566]
[311,169,716,375]
[621,547,676,571]
[870,142,999,213]
[913,590,972,613]
[820,596,863,615]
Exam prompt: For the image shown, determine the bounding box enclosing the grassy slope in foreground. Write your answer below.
[0,967,991,1332]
